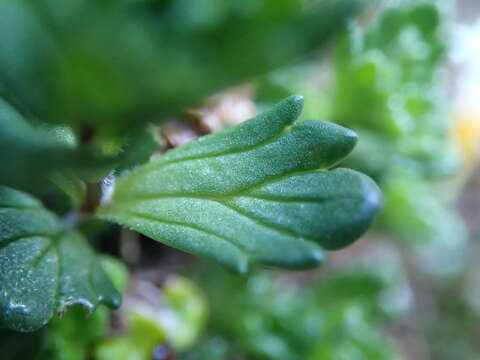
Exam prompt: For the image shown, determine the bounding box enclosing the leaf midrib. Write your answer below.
[119,122,294,188]
[108,195,321,250]
[114,168,330,204]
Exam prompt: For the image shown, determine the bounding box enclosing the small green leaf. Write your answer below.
[40,306,110,360]
[0,186,121,332]
[94,312,165,360]
[0,98,71,191]
[0,97,118,192]
[116,126,163,172]
[50,169,87,207]
[99,96,381,273]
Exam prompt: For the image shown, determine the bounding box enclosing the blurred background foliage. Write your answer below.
[2,0,480,359]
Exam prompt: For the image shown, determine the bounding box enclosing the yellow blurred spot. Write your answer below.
[452,108,480,168]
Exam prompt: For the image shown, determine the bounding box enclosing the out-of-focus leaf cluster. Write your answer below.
[181,265,400,360]
[29,266,401,360]
[94,276,207,360]
[330,2,468,274]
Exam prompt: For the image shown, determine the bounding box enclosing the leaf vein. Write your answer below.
[123,210,251,259]
[220,201,313,242]
[115,169,324,203]
[121,125,293,185]
[0,233,53,251]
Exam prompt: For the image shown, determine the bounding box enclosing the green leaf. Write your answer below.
[0,98,71,191]
[0,97,118,192]
[0,186,121,332]
[94,313,166,360]
[99,96,381,273]
[39,306,110,360]
[50,170,86,207]
[116,126,163,173]
[0,0,364,139]
[94,276,207,359]
[34,259,128,360]
[162,276,208,351]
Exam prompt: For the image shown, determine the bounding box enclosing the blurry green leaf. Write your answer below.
[50,170,86,207]
[99,256,130,294]
[0,98,71,191]
[380,171,468,276]
[0,1,55,116]
[0,186,121,332]
[99,96,381,273]
[380,171,460,244]
[0,0,365,138]
[0,97,118,191]
[185,266,398,360]
[94,275,206,359]
[163,276,208,350]
[116,126,162,172]
[94,312,165,360]
[181,338,229,360]
[39,306,110,360]
[332,1,447,138]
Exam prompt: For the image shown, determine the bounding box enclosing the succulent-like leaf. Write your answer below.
[99,96,381,273]
[0,186,120,332]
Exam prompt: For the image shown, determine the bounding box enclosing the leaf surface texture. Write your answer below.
[100,96,381,272]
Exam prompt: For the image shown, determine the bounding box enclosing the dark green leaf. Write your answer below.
[50,170,86,207]
[116,126,163,172]
[0,329,46,360]
[0,186,120,332]
[0,98,71,191]
[99,96,381,273]
[0,97,119,191]
[0,0,364,138]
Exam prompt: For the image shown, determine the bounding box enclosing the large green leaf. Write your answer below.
[99,96,381,273]
[0,0,364,139]
[0,186,120,332]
